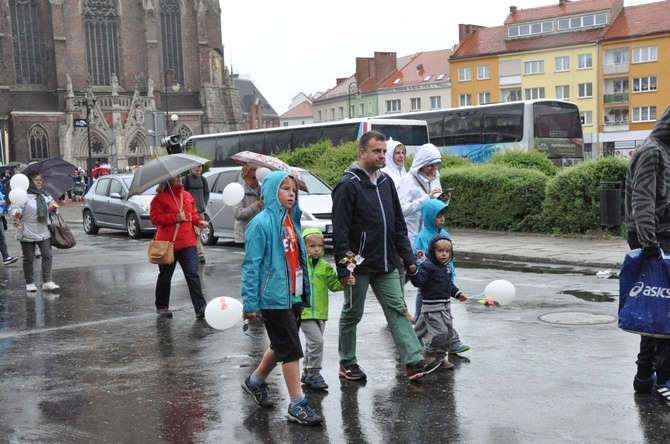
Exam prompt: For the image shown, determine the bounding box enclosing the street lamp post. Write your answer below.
[348,81,360,119]
[164,69,180,136]
[75,87,97,187]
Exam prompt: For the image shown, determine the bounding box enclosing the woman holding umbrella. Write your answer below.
[150,174,210,318]
[9,172,59,292]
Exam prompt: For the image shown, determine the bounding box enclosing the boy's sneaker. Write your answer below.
[301,372,329,390]
[338,364,366,380]
[42,281,60,291]
[26,283,37,292]
[241,376,274,408]
[286,399,322,425]
[654,380,670,405]
[3,257,18,265]
[406,359,443,381]
[634,374,656,394]
[442,358,455,369]
[449,343,470,354]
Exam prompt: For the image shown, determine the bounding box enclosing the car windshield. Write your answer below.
[121,176,158,195]
[300,171,331,195]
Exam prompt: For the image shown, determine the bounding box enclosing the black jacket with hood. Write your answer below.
[625,104,670,251]
[409,234,462,309]
[331,162,414,279]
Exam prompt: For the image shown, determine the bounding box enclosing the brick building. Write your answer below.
[0,0,244,173]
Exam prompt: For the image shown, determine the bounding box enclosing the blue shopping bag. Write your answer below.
[618,248,670,337]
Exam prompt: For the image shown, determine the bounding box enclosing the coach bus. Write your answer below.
[184,118,429,166]
[379,99,584,166]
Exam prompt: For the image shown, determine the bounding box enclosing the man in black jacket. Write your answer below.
[625,103,670,403]
[183,166,209,263]
[331,131,442,382]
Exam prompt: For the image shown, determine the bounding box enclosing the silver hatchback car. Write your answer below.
[82,174,157,238]
[200,166,333,245]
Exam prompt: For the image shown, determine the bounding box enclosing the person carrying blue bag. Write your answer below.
[622,103,670,405]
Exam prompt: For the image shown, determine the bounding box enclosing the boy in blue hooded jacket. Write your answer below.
[240,171,321,426]
[410,233,468,368]
[413,199,469,354]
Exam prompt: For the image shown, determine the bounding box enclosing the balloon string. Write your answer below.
[209,204,228,221]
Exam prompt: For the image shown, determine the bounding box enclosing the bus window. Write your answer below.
[272,131,293,153]
[296,128,323,147]
[533,102,582,139]
[241,133,265,155]
[322,125,360,146]
[372,123,430,146]
[482,104,523,143]
[446,111,482,145]
[217,135,241,165]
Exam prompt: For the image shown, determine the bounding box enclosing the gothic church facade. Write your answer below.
[0,0,244,171]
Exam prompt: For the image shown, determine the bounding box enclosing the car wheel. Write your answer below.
[126,212,142,239]
[83,210,99,235]
[200,215,218,245]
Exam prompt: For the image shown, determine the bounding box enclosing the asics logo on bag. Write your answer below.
[630,281,670,298]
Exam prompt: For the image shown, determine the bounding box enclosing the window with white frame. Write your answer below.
[605,48,629,65]
[633,76,657,92]
[524,60,544,75]
[430,96,441,109]
[580,111,593,126]
[557,13,607,30]
[508,21,553,38]
[633,106,657,122]
[411,98,421,111]
[478,92,491,105]
[555,56,569,72]
[555,85,570,100]
[578,83,593,98]
[360,103,365,116]
[458,67,471,81]
[524,87,545,100]
[386,99,401,113]
[317,110,322,122]
[578,53,592,69]
[459,94,472,107]
[477,65,490,80]
[338,107,344,119]
[633,46,658,63]
[330,108,335,120]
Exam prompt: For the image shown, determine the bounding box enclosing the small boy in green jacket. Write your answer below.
[300,228,355,390]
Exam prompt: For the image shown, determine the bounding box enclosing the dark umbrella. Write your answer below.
[19,157,78,198]
[127,153,209,198]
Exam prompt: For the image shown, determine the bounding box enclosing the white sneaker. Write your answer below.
[26,283,37,292]
[42,281,60,291]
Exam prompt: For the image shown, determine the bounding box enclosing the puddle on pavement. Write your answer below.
[558,290,617,303]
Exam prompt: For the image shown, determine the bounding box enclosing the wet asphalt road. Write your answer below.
[1,223,670,443]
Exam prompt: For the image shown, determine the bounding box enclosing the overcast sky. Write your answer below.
[221,0,662,115]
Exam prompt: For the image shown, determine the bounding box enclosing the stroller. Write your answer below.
[71,182,86,202]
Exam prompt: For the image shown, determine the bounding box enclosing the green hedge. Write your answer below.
[273,142,629,235]
[442,164,549,231]
[539,156,627,234]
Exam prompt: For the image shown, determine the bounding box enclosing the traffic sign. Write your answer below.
[74,118,87,127]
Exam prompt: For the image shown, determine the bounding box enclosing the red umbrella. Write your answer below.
[230,151,307,191]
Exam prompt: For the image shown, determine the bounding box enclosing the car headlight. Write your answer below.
[301,212,314,221]
[141,204,150,213]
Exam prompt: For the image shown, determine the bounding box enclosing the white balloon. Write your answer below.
[483,279,516,305]
[8,188,28,206]
[204,297,243,330]
[222,182,245,206]
[256,167,270,182]
[10,173,30,191]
